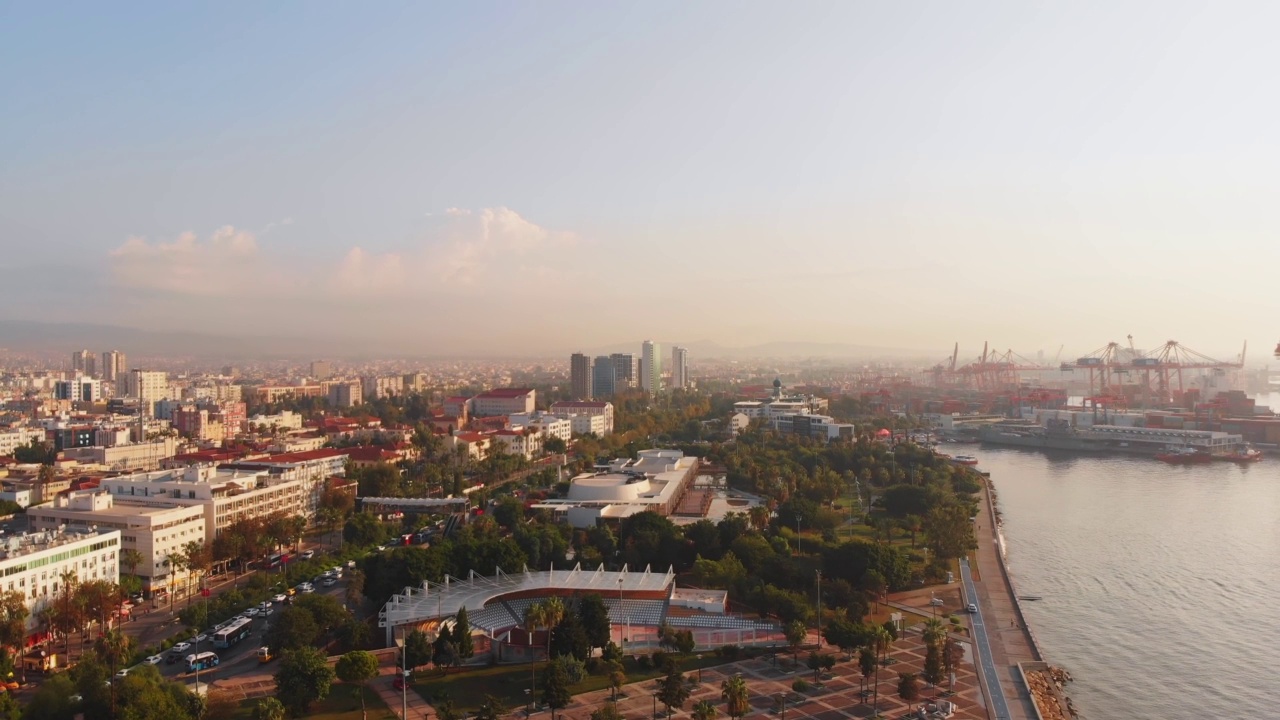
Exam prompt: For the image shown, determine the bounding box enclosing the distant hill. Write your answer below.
[0,320,322,358]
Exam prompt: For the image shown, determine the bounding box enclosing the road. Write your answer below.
[960,557,1013,720]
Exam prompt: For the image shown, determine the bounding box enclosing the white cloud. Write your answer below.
[331,206,579,294]
[108,226,274,295]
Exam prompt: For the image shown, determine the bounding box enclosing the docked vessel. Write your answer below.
[979,419,1242,457]
[951,455,979,465]
[1218,445,1263,463]
[1155,446,1213,464]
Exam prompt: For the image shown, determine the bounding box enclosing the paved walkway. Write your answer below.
[485,628,988,720]
[964,483,1041,720]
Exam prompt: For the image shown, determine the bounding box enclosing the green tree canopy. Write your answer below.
[335,650,379,720]
[275,647,334,716]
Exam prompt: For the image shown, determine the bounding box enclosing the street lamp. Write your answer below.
[652,692,659,720]
[815,570,822,648]
[776,692,787,720]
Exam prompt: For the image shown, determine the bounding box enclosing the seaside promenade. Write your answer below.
[965,481,1044,720]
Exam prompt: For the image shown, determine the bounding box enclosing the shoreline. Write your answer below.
[976,476,1077,719]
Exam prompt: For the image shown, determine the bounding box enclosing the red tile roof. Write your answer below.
[345,446,402,462]
[250,448,350,463]
[475,388,533,399]
[454,432,489,443]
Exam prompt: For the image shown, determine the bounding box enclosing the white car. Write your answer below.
[212,621,228,631]
[170,641,192,654]
[300,550,315,560]
[259,600,273,609]
[272,594,287,603]
[330,566,343,577]
[321,577,337,587]
[194,633,208,644]
[261,607,275,616]
[145,655,163,665]
[115,668,130,678]
[300,584,315,594]
[966,603,978,614]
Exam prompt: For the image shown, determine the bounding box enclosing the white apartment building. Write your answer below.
[509,412,573,443]
[0,528,121,631]
[54,377,101,403]
[248,411,304,432]
[471,388,536,417]
[493,428,543,460]
[94,461,330,544]
[770,413,855,442]
[0,428,46,456]
[549,401,615,435]
[361,375,404,401]
[29,492,206,596]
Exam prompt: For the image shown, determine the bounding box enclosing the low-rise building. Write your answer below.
[0,527,121,633]
[29,491,206,597]
[471,388,536,417]
[548,401,614,435]
[770,413,854,442]
[328,382,362,408]
[60,437,178,471]
[248,411,304,433]
[0,428,46,456]
[493,428,543,460]
[530,449,700,528]
[361,375,404,400]
[509,412,572,443]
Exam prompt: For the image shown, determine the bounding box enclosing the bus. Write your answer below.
[187,652,219,672]
[212,617,253,649]
[267,552,291,569]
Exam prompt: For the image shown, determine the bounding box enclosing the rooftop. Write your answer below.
[380,564,675,629]
[0,527,117,562]
[474,388,534,399]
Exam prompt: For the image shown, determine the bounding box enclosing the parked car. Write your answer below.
[321,577,337,587]
[145,655,163,665]
[272,594,287,603]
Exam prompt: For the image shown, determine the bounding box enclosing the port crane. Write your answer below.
[954,342,1051,391]
[1134,340,1244,405]
[1059,341,1132,398]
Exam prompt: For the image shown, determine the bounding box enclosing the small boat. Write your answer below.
[1218,445,1263,463]
[951,455,979,466]
[1155,446,1213,464]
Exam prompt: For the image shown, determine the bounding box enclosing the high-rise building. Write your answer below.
[55,377,102,403]
[610,353,635,388]
[570,353,593,400]
[72,350,94,376]
[101,350,127,383]
[641,341,662,393]
[671,346,689,389]
[310,360,332,380]
[328,381,363,408]
[129,370,169,416]
[592,356,616,398]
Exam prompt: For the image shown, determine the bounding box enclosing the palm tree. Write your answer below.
[541,597,565,658]
[692,700,717,720]
[120,548,144,584]
[166,549,188,609]
[870,625,893,716]
[922,618,945,648]
[721,674,749,720]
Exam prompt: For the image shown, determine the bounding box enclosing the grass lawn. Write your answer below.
[233,682,396,720]
[410,653,733,712]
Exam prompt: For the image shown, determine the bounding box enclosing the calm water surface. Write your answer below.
[970,401,1280,719]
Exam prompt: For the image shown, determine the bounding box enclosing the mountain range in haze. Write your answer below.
[0,320,926,361]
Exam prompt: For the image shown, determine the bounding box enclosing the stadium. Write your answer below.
[378,564,784,662]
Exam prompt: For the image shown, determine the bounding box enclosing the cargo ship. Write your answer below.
[979,419,1243,457]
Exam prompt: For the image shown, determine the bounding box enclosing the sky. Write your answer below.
[3,2,1280,360]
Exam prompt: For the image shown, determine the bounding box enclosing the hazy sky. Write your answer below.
[3,2,1279,359]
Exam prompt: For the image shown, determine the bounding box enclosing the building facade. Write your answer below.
[641,341,661,393]
[328,382,363,408]
[101,350,127,383]
[610,353,635,387]
[29,492,206,597]
[0,528,121,632]
[671,346,689,390]
[592,355,616,398]
[471,388,536,417]
[570,353,593,400]
[310,361,332,380]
